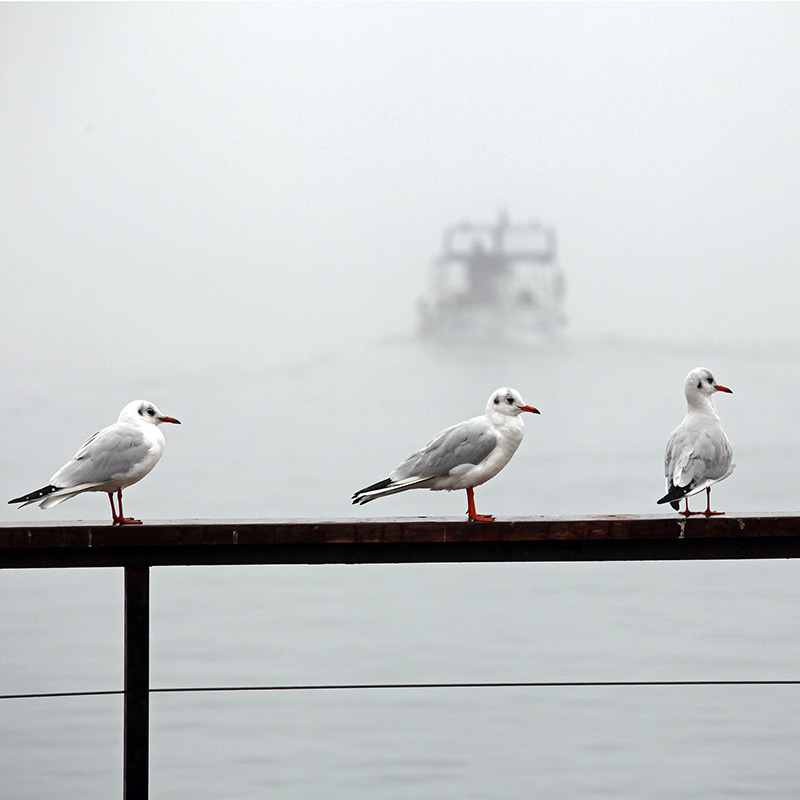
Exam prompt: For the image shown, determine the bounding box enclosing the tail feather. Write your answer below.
[39,490,87,509]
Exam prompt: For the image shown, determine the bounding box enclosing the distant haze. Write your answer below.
[2,2,800,382]
[4,10,800,793]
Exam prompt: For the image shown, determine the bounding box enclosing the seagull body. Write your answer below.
[657,368,734,517]
[9,400,180,524]
[352,387,539,521]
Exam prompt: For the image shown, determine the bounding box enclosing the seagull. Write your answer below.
[9,400,181,525]
[657,368,734,517]
[352,387,540,521]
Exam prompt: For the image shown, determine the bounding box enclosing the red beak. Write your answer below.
[518,405,541,414]
[158,416,181,424]
[714,385,732,394]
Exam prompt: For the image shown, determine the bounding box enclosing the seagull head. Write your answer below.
[685,368,732,402]
[487,387,540,417]
[119,400,182,426]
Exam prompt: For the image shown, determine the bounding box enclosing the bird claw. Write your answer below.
[113,517,143,525]
[468,512,495,522]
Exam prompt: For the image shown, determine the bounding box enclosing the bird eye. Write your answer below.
[506,396,514,404]
[707,377,713,384]
[147,407,156,416]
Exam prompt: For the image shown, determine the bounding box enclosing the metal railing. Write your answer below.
[2,513,800,799]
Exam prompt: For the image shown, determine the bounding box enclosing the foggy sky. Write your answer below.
[2,2,800,379]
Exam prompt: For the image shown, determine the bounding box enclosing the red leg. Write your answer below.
[678,496,700,517]
[466,487,494,522]
[113,489,142,525]
[703,486,724,517]
[108,492,119,523]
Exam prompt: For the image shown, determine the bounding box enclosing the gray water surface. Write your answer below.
[1,335,799,798]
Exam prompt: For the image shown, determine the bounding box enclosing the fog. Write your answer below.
[4,8,800,796]
[2,2,800,523]
[2,2,800,382]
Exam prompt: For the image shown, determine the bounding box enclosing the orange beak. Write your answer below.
[158,416,182,424]
[714,385,732,394]
[518,405,541,414]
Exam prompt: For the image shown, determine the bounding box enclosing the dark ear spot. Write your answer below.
[697,381,702,389]
[493,396,500,405]
[138,407,144,416]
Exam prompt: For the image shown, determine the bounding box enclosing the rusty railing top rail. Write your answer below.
[2,513,800,568]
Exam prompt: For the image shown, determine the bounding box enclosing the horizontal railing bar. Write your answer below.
[2,515,800,567]
[4,679,800,701]
[8,517,800,569]
[4,514,800,544]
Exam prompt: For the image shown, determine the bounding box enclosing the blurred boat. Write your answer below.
[418,211,567,344]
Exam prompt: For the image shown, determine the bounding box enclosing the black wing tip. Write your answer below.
[657,484,690,507]
[8,485,59,505]
[352,477,393,504]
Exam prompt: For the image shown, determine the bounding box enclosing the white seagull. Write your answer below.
[352,387,540,522]
[9,400,181,525]
[657,367,734,517]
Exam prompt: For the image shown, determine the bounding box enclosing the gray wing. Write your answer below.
[665,423,733,490]
[50,422,150,488]
[391,417,499,481]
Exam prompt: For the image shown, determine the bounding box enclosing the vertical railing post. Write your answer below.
[124,566,150,799]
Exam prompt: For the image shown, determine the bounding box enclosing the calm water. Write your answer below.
[1,334,799,798]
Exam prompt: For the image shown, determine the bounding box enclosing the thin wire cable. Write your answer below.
[3,679,800,701]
